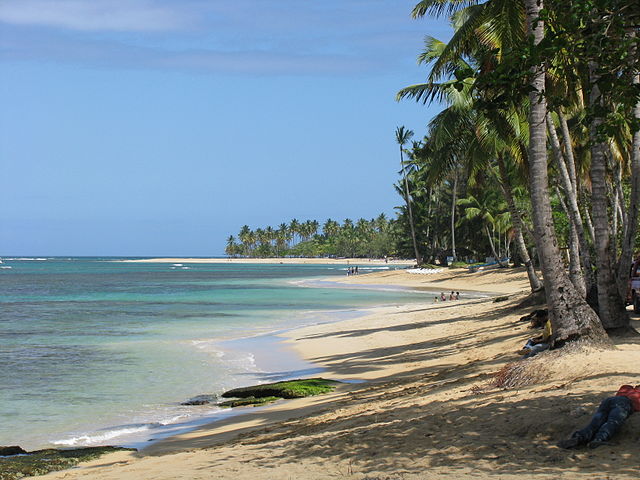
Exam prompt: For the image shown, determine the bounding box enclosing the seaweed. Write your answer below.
[221,378,340,400]
[0,446,135,480]
[218,396,281,408]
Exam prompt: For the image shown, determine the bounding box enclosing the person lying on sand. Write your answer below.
[558,385,640,449]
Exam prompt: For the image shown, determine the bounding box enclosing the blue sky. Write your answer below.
[0,0,450,256]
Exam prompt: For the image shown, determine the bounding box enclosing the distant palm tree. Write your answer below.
[225,235,237,257]
[396,126,422,265]
[289,219,300,246]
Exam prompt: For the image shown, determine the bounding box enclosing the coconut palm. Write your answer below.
[396,126,422,265]
[401,0,607,340]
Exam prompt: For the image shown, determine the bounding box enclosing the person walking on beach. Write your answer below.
[558,385,640,449]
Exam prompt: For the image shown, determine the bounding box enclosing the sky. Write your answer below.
[0,0,451,256]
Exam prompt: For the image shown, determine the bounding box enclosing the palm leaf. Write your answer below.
[412,0,482,19]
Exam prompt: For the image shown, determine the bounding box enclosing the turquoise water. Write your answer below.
[0,258,429,450]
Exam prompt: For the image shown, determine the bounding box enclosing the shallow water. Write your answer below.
[0,258,431,449]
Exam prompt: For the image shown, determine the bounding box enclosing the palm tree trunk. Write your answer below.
[496,155,542,291]
[588,62,629,330]
[556,186,584,296]
[617,38,640,298]
[583,203,596,244]
[546,111,589,295]
[557,110,579,191]
[524,0,607,344]
[484,225,503,267]
[451,174,458,262]
[401,148,422,265]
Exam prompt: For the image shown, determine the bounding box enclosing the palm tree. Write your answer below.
[396,126,422,265]
[402,0,608,340]
[225,235,237,257]
[523,0,606,343]
[457,192,509,266]
[289,219,300,247]
[398,30,543,289]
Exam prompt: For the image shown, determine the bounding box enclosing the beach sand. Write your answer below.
[35,268,640,479]
[118,257,414,265]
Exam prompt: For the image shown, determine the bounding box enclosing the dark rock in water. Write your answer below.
[0,446,27,456]
[181,394,218,406]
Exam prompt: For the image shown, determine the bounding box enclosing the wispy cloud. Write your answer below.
[0,31,380,75]
[0,1,450,76]
[0,0,192,32]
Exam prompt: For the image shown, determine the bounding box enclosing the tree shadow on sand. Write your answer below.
[200,388,640,478]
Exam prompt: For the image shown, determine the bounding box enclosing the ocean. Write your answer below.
[0,258,431,450]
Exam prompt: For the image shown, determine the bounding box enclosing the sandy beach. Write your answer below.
[119,257,415,265]
[34,268,640,480]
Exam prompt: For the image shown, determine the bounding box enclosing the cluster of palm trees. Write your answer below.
[395,0,639,341]
[225,215,397,259]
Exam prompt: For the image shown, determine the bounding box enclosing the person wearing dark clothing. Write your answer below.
[558,385,640,449]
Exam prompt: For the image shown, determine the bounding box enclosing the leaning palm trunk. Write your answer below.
[496,155,542,291]
[583,202,596,243]
[556,186,584,296]
[403,174,422,266]
[524,0,607,344]
[588,63,629,330]
[546,111,589,295]
[617,57,640,299]
[557,110,579,191]
[400,154,422,266]
[484,225,506,267]
[450,174,458,262]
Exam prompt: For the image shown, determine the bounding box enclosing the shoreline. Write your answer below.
[116,257,415,265]
[25,268,640,479]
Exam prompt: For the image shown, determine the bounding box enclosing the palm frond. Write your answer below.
[412,0,482,19]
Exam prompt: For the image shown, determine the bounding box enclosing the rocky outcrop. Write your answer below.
[0,446,27,456]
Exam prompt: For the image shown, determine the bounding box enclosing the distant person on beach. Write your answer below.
[355,266,359,275]
[440,292,446,301]
[558,385,640,449]
[455,292,460,300]
[449,291,455,300]
[434,296,439,303]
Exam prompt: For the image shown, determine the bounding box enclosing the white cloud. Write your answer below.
[0,0,192,32]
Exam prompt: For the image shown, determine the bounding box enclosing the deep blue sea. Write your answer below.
[0,257,429,450]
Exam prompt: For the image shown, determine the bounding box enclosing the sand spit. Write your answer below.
[35,268,640,480]
[118,257,415,265]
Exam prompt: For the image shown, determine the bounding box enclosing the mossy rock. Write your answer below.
[221,378,340,400]
[0,446,135,480]
[493,295,510,303]
[218,396,280,408]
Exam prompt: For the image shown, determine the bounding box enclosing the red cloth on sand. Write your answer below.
[616,385,640,412]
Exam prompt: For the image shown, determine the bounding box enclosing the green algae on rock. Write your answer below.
[221,378,340,404]
[0,446,135,480]
[218,396,281,408]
